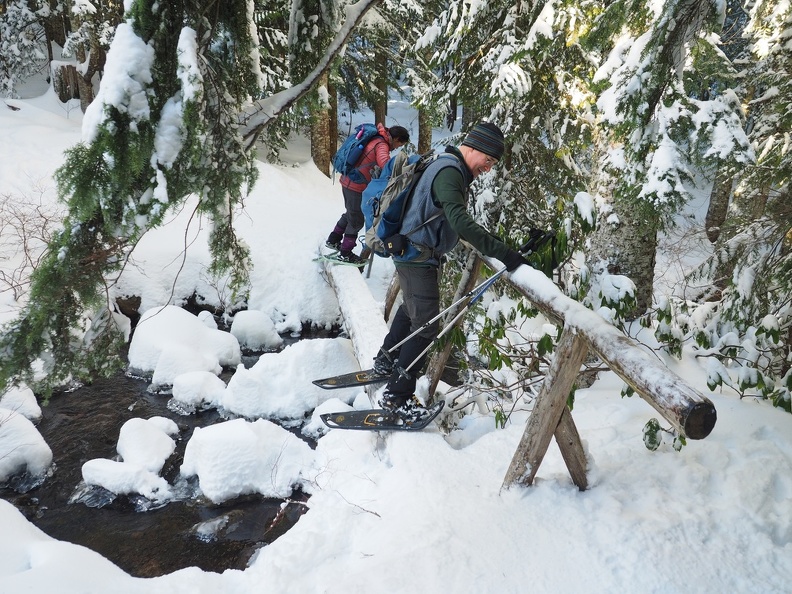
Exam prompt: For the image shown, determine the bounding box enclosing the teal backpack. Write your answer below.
[332,123,381,184]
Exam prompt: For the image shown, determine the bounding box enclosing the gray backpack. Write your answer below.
[362,151,444,258]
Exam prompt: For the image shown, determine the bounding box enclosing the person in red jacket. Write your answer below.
[326,123,410,264]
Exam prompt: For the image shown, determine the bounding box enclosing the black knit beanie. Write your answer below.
[461,122,505,160]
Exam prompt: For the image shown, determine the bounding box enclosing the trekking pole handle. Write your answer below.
[518,229,555,256]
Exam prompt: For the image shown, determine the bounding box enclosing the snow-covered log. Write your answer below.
[322,261,389,405]
[485,257,717,440]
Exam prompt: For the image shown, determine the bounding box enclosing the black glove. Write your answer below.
[503,249,530,272]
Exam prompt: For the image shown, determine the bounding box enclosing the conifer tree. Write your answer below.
[414,0,603,248]
[583,0,751,315]
[369,0,445,150]
[288,0,341,175]
[250,0,294,161]
[0,0,49,97]
[60,0,124,110]
[0,0,263,395]
[335,0,414,127]
[664,0,792,412]
[0,0,384,395]
[397,0,599,407]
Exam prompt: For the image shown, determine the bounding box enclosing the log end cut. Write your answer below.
[684,401,717,440]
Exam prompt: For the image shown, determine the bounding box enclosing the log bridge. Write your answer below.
[323,252,717,491]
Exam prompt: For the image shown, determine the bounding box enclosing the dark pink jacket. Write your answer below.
[341,123,392,192]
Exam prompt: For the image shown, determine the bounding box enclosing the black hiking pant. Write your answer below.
[334,186,365,235]
[381,264,440,399]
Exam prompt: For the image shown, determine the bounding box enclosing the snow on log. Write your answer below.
[323,262,389,373]
[483,257,717,440]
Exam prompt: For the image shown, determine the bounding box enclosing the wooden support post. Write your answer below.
[383,272,400,321]
[555,408,588,490]
[425,251,483,400]
[502,327,589,490]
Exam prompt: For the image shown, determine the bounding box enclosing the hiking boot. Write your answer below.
[325,232,342,251]
[379,393,429,424]
[379,392,407,411]
[372,351,394,376]
[337,251,365,265]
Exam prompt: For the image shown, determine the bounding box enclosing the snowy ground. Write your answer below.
[0,92,791,594]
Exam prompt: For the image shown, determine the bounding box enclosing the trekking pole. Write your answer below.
[364,249,375,278]
[382,263,509,364]
[382,232,555,373]
[396,272,501,376]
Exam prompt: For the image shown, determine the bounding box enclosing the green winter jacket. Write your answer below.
[427,146,512,263]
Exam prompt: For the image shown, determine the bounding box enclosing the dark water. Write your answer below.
[1,371,311,578]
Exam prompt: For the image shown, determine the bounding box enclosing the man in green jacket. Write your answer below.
[374,122,530,422]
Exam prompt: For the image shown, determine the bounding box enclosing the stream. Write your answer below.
[1,363,313,578]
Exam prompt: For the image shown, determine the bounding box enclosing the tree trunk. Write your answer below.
[705,169,733,243]
[328,78,338,157]
[710,185,768,291]
[78,34,106,111]
[586,195,659,318]
[41,2,69,52]
[446,95,457,130]
[461,105,478,132]
[311,73,332,178]
[418,108,433,154]
[52,64,80,102]
[741,187,768,220]
[76,76,94,111]
[373,49,387,124]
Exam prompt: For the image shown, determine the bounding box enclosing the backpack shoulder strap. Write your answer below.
[358,134,388,165]
[399,154,457,238]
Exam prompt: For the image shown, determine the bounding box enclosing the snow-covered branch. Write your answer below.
[239,0,383,149]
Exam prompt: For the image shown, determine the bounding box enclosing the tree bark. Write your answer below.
[52,64,80,102]
[711,186,768,291]
[446,95,457,130]
[328,78,338,158]
[373,48,387,124]
[586,195,658,318]
[418,108,433,154]
[41,1,69,62]
[311,73,332,178]
[461,105,479,131]
[705,169,732,243]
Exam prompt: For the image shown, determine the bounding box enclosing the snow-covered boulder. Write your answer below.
[181,418,315,503]
[0,385,42,422]
[127,305,241,389]
[0,410,52,482]
[230,309,283,351]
